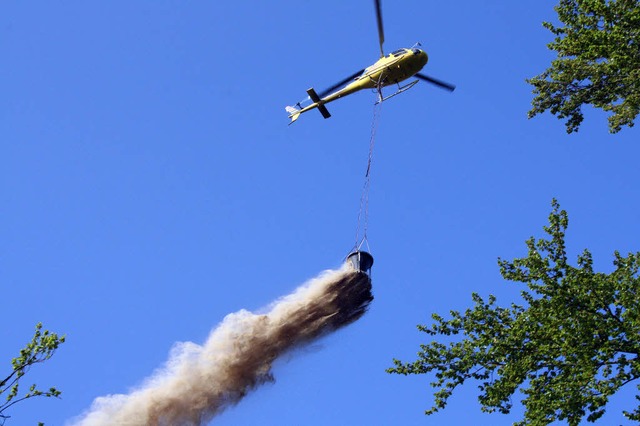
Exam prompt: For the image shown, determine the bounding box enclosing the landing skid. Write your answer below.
[375,79,419,104]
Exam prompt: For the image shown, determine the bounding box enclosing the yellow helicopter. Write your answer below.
[285,0,455,124]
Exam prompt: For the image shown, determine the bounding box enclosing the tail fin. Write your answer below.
[285,106,301,124]
[306,88,331,119]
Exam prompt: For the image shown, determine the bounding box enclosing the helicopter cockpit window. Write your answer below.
[391,49,406,57]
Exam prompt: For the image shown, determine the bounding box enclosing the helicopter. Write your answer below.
[285,0,455,124]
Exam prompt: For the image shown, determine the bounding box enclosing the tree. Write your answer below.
[387,200,640,425]
[527,0,640,133]
[0,323,65,425]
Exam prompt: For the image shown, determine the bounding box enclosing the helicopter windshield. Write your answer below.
[391,49,406,57]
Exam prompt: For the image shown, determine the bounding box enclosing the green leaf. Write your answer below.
[527,0,640,133]
[388,200,640,424]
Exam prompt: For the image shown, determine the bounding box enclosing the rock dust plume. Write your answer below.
[72,262,373,426]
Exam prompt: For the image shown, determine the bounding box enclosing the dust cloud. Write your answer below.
[72,263,373,426]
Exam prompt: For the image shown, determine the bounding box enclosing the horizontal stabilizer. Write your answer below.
[306,87,322,103]
[306,88,331,119]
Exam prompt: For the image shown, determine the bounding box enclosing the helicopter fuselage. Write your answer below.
[287,47,428,123]
[325,48,428,103]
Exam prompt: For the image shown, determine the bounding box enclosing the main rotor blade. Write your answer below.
[374,0,385,57]
[318,69,366,98]
[416,73,456,92]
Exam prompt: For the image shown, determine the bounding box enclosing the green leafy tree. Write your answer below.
[0,323,65,425]
[387,200,640,425]
[527,0,640,133]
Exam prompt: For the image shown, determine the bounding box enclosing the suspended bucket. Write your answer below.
[346,251,374,275]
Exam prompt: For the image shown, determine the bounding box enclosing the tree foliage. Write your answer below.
[527,0,640,133]
[0,323,65,425]
[387,200,640,425]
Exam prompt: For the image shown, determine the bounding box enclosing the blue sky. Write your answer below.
[2,1,639,425]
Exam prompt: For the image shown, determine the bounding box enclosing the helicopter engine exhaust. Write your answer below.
[72,262,373,426]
